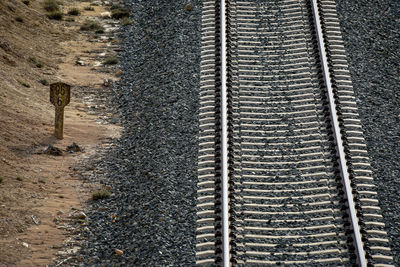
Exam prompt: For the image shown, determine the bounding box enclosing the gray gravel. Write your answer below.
[75,1,201,266]
[335,0,400,264]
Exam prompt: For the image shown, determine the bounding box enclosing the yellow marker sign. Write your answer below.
[50,82,71,139]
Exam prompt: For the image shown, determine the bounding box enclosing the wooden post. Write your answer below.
[54,106,65,139]
[50,82,71,139]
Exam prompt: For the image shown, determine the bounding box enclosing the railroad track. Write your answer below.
[196,0,394,265]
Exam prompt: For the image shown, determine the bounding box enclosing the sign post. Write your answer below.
[50,82,71,139]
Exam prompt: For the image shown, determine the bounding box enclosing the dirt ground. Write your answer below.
[0,0,123,266]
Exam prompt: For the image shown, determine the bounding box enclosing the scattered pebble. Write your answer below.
[75,60,85,66]
[31,215,40,225]
[103,78,111,87]
[43,145,63,156]
[101,12,111,19]
[184,4,193,11]
[57,210,64,215]
[115,249,123,256]
[70,211,87,220]
[114,69,123,77]
[66,142,83,153]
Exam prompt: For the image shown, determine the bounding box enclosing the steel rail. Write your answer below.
[311,0,367,266]
[219,0,230,266]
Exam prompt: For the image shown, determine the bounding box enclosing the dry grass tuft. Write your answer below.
[92,189,110,200]
[121,17,132,26]
[80,20,104,32]
[103,56,118,65]
[67,8,80,16]
[46,11,63,20]
[83,6,94,11]
[43,0,59,12]
[111,7,130,19]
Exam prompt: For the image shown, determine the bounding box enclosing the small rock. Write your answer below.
[75,60,85,66]
[70,211,87,220]
[184,4,193,11]
[66,142,83,153]
[57,210,64,215]
[43,145,63,156]
[57,250,67,256]
[114,69,123,77]
[31,215,41,225]
[22,242,29,248]
[53,217,61,225]
[103,79,111,87]
[115,249,123,256]
[101,11,111,18]
[67,246,81,254]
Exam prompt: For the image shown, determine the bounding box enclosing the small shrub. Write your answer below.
[111,8,130,19]
[83,6,94,11]
[92,189,110,200]
[0,176,3,183]
[16,176,23,181]
[29,57,43,68]
[80,20,104,32]
[121,17,132,26]
[38,179,46,184]
[102,56,118,65]
[46,11,63,20]
[22,0,30,6]
[39,79,49,86]
[67,8,80,16]
[15,16,24,23]
[110,5,121,10]
[65,17,75,22]
[21,82,30,88]
[43,0,59,12]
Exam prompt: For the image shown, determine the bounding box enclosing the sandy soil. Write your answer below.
[0,0,123,266]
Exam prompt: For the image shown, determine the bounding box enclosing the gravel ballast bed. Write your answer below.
[335,0,400,264]
[76,1,201,265]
